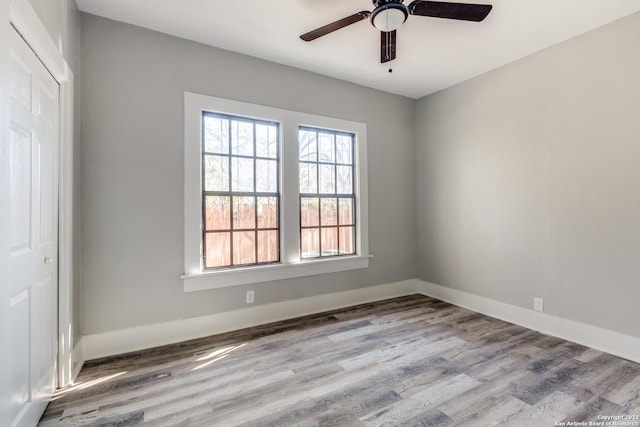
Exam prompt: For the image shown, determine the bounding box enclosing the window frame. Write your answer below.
[298,126,357,259]
[201,111,281,269]
[183,92,369,292]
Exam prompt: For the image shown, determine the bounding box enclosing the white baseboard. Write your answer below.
[415,279,640,364]
[79,278,640,365]
[81,280,417,360]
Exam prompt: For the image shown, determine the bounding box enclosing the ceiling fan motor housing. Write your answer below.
[371,0,409,32]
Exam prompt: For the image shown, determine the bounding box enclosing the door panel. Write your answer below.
[38,132,55,245]
[9,126,32,254]
[35,274,56,402]
[9,26,60,427]
[9,46,32,111]
[10,290,30,424]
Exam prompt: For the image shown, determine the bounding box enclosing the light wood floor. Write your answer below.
[39,295,640,426]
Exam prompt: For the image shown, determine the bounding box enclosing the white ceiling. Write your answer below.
[75,0,640,99]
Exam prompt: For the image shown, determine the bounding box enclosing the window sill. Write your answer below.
[181,254,372,292]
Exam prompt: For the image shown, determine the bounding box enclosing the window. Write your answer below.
[183,93,369,291]
[299,127,356,258]
[202,112,280,268]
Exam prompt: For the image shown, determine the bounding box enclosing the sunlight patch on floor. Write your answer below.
[50,371,128,401]
[192,343,247,370]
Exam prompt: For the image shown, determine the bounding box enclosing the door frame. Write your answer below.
[9,0,77,387]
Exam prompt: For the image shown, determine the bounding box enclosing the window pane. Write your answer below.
[233,196,255,229]
[319,164,335,194]
[318,132,335,163]
[257,230,278,263]
[257,197,278,228]
[300,163,317,194]
[299,129,317,161]
[256,159,277,193]
[301,228,319,258]
[320,198,337,226]
[337,165,353,194]
[321,227,338,256]
[205,196,230,230]
[256,123,277,159]
[203,115,229,154]
[231,120,254,156]
[231,157,254,191]
[338,198,354,225]
[205,232,230,268]
[339,226,355,255]
[300,197,319,227]
[204,155,229,191]
[336,134,352,164]
[233,231,256,265]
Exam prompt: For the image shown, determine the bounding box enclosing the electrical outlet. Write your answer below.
[534,297,544,312]
[246,290,255,304]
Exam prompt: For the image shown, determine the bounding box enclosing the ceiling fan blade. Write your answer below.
[380,30,397,63]
[408,1,492,22]
[300,11,370,41]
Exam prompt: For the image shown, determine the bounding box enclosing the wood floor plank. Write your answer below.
[39,294,640,426]
[236,371,404,427]
[360,374,480,426]
[502,390,579,427]
[454,395,529,427]
[605,373,640,407]
[561,396,628,425]
[338,336,465,371]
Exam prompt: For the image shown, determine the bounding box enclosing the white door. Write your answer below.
[8,26,60,427]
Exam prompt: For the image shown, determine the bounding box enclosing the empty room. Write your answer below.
[1,0,640,425]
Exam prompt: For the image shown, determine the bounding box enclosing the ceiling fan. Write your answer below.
[300,0,493,65]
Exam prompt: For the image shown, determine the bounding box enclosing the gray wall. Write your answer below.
[415,12,640,337]
[79,15,417,335]
[27,0,83,343]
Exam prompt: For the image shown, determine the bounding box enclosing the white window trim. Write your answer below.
[183,92,370,292]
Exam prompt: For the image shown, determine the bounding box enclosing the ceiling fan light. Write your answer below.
[371,4,408,32]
